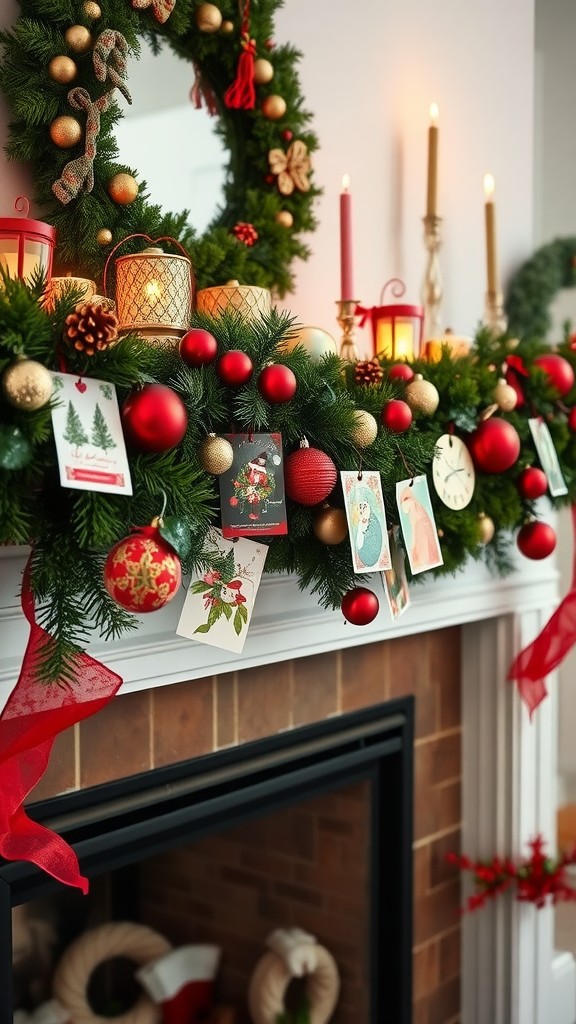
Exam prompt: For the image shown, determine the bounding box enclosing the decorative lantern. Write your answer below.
[358,279,424,361]
[104,233,193,338]
[0,197,56,283]
[196,279,272,323]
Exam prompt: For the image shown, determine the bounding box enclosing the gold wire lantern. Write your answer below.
[196,279,272,322]
[0,197,56,283]
[104,234,193,338]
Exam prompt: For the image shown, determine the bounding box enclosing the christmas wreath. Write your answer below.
[506,236,576,341]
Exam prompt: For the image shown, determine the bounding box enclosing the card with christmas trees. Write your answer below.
[218,433,287,538]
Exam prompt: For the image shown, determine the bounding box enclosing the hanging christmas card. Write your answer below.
[176,528,268,653]
[528,417,568,497]
[396,475,444,574]
[50,373,132,495]
[218,433,287,538]
[341,469,392,572]
[382,526,411,621]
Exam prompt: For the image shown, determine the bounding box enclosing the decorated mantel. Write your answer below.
[1,1,576,1023]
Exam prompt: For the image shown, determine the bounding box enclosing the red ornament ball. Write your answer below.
[388,363,415,383]
[516,520,557,560]
[104,525,182,612]
[284,443,337,506]
[258,363,297,404]
[381,399,413,433]
[569,407,576,432]
[517,466,548,500]
[217,350,254,387]
[468,417,520,473]
[122,384,188,452]
[533,353,575,397]
[341,586,380,626]
[179,328,218,367]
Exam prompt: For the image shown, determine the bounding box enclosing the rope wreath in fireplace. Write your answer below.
[248,930,340,1024]
[52,921,171,1024]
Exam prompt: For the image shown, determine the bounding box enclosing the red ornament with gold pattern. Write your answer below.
[103,521,182,613]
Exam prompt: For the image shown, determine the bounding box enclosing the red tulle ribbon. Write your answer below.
[0,554,123,892]
[504,353,529,408]
[224,1,256,110]
[508,504,576,717]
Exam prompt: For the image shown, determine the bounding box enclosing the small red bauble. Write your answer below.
[388,363,415,383]
[533,353,575,397]
[179,328,218,367]
[517,466,548,500]
[569,407,576,432]
[104,525,182,612]
[122,384,188,452]
[381,399,413,433]
[258,363,297,404]
[516,520,557,560]
[217,350,254,387]
[341,586,380,626]
[468,417,520,473]
[284,441,337,506]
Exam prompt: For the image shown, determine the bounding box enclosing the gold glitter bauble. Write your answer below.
[351,409,378,448]
[254,58,274,84]
[275,210,293,228]
[477,513,495,545]
[2,356,53,411]
[313,505,348,545]
[48,55,77,84]
[82,1,102,18]
[261,94,287,120]
[49,115,82,148]
[195,3,222,32]
[405,373,440,416]
[96,227,113,246]
[199,433,234,475]
[108,173,139,205]
[493,376,517,412]
[220,19,234,33]
[64,25,93,54]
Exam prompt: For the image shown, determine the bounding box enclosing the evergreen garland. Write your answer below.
[506,237,576,341]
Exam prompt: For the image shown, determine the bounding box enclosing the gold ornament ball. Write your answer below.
[108,173,139,205]
[261,94,287,120]
[478,513,495,546]
[313,505,349,545]
[351,409,378,448]
[405,373,440,416]
[82,1,102,18]
[493,376,517,412]
[199,433,234,475]
[96,227,113,246]
[49,115,82,149]
[64,25,93,54]
[195,3,223,32]
[254,58,274,85]
[220,19,234,33]
[281,325,338,362]
[275,210,294,228]
[2,356,53,412]
[48,55,77,84]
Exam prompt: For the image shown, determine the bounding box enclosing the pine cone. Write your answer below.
[64,300,119,356]
[354,356,384,386]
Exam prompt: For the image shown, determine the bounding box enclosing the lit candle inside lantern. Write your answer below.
[426,103,439,218]
[340,174,354,300]
[484,173,498,294]
[377,319,415,361]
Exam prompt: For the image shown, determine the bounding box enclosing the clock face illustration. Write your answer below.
[432,433,476,510]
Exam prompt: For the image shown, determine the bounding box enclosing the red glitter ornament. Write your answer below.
[381,399,413,433]
[121,384,188,453]
[104,523,182,612]
[217,350,254,387]
[284,439,337,506]
[258,363,297,404]
[533,353,575,397]
[232,221,259,246]
[388,363,415,383]
[341,587,379,626]
[468,417,520,473]
[517,466,548,500]
[517,520,557,560]
[281,129,293,141]
[179,328,218,367]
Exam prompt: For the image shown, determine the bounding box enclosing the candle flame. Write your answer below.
[429,102,439,125]
[484,173,495,199]
[341,173,350,192]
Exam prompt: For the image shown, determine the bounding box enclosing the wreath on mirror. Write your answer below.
[506,236,576,342]
[0,0,320,296]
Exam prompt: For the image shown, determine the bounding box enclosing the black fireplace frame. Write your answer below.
[0,697,414,1024]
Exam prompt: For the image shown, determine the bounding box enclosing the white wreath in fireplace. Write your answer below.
[52,922,172,1024]
[248,929,340,1024]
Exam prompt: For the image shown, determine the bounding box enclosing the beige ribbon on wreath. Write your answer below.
[131,0,176,24]
[268,140,312,195]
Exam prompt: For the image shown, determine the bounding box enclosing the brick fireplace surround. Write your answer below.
[1,548,575,1024]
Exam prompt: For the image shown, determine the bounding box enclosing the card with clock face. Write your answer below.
[432,433,476,510]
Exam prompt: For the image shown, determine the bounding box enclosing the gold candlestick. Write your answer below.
[422,214,443,342]
[484,289,508,336]
[336,299,360,361]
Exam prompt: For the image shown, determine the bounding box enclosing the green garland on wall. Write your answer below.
[506,236,576,341]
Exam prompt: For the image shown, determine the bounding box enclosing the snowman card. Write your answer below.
[341,470,392,572]
[176,528,268,653]
[218,432,288,538]
[50,373,132,495]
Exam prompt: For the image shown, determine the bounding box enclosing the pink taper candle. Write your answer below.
[340,174,354,300]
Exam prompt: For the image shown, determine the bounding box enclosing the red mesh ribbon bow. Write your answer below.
[0,555,123,892]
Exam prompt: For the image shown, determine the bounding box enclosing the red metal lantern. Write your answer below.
[0,197,56,282]
[358,279,424,361]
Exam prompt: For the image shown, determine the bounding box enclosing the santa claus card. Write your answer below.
[218,432,288,538]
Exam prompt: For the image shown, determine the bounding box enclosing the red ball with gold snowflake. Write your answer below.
[103,521,182,613]
[232,222,259,246]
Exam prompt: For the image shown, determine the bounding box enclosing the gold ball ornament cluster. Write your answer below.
[82,1,102,18]
[96,228,113,246]
[199,433,234,475]
[275,210,293,228]
[49,115,82,148]
[64,25,93,54]
[313,504,349,545]
[262,95,286,120]
[405,374,440,416]
[1,356,53,411]
[493,377,518,412]
[48,55,77,84]
[108,173,139,205]
[478,513,495,545]
[351,409,378,448]
[195,3,223,32]
[254,58,274,84]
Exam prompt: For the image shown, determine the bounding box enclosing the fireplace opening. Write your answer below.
[2,698,414,1024]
